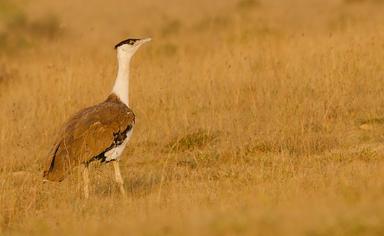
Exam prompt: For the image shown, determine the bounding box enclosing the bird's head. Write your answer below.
[114,38,151,58]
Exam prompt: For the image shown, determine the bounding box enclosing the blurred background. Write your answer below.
[1,0,384,54]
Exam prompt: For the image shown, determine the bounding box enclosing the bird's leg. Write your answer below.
[112,161,126,197]
[82,164,90,199]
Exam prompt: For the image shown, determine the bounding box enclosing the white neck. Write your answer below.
[112,52,132,106]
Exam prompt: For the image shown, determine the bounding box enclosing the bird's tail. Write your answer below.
[43,141,67,182]
[43,168,65,182]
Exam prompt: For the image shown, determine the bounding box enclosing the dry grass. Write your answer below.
[1,0,384,235]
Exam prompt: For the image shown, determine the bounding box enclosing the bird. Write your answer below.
[43,37,151,199]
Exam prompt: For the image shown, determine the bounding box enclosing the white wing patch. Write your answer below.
[105,128,133,162]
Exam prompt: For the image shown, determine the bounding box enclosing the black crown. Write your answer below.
[114,38,140,49]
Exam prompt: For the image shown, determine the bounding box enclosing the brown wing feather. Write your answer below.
[44,95,135,181]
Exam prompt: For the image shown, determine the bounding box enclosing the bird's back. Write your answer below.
[44,94,135,181]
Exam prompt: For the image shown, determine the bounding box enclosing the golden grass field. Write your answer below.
[2,0,384,235]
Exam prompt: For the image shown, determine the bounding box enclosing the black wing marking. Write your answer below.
[90,124,133,163]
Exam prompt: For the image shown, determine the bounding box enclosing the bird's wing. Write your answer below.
[44,100,135,181]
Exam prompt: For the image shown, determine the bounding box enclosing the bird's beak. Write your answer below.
[140,38,152,44]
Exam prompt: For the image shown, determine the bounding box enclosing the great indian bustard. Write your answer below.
[43,38,151,198]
